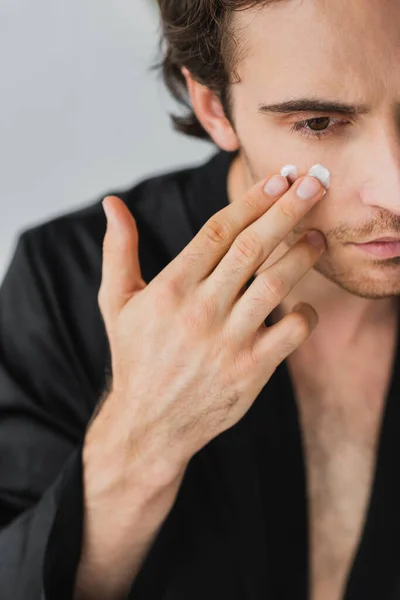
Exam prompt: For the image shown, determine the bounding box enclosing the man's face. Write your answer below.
[230,0,400,299]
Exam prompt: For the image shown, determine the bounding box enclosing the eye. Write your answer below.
[289,116,348,140]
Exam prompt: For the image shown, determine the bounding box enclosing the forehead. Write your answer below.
[233,0,400,101]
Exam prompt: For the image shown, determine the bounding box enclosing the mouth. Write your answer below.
[350,238,400,259]
[356,236,400,244]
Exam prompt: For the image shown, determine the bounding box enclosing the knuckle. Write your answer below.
[162,276,183,300]
[180,248,204,272]
[181,293,216,332]
[203,217,234,245]
[246,294,268,319]
[152,279,182,314]
[141,276,181,316]
[259,270,287,301]
[233,230,263,264]
[278,201,295,221]
[243,189,262,212]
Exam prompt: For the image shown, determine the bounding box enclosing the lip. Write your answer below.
[359,237,400,243]
[350,240,400,258]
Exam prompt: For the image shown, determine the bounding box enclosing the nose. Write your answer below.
[359,124,400,215]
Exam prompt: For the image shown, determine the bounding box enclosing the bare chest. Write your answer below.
[287,348,394,600]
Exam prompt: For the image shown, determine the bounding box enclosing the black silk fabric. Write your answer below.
[1,150,400,599]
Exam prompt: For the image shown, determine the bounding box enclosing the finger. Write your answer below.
[203,175,326,307]
[227,230,325,346]
[159,174,291,288]
[251,301,318,369]
[98,196,147,322]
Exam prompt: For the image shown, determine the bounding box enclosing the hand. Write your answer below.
[95,172,327,481]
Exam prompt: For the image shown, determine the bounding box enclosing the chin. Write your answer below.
[315,250,400,300]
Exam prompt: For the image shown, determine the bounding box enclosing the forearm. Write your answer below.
[74,399,188,600]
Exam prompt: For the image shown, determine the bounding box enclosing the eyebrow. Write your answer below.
[257,97,371,116]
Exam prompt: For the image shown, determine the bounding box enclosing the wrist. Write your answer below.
[83,396,188,505]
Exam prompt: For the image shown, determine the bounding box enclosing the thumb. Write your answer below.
[99,195,147,320]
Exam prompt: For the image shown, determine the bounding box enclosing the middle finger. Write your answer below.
[202,175,326,307]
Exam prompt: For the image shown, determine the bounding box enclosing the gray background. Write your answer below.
[0,0,214,283]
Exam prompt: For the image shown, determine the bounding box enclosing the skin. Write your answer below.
[182,0,400,354]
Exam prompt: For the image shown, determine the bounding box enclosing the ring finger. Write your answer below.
[226,231,326,346]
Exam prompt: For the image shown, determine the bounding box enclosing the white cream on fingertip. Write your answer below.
[281,163,331,196]
[280,164,298,183]
[308,164,331,190]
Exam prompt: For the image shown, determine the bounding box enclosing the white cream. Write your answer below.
[280,164,298,183]
[280,163,331,195]
[308,164,331,189]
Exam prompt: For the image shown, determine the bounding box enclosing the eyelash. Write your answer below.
[289,117,348,140]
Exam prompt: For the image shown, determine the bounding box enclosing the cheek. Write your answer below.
[236,118,323,181]
[288,202,331,241]
[238,121,349,196]
[288,192,353,249]
[239,137,355,236]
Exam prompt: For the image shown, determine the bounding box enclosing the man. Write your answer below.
[1,0,400,599]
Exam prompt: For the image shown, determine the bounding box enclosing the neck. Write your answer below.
[227,151,400,353]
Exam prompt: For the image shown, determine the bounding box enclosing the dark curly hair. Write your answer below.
[152,1,280,143]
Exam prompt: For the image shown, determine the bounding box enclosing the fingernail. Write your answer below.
[305,230,326,249]
[102,198,117,230]
[292,301,305,312]
[296,177,322,199]
[102,197,112,219]
[264,175,288,196]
